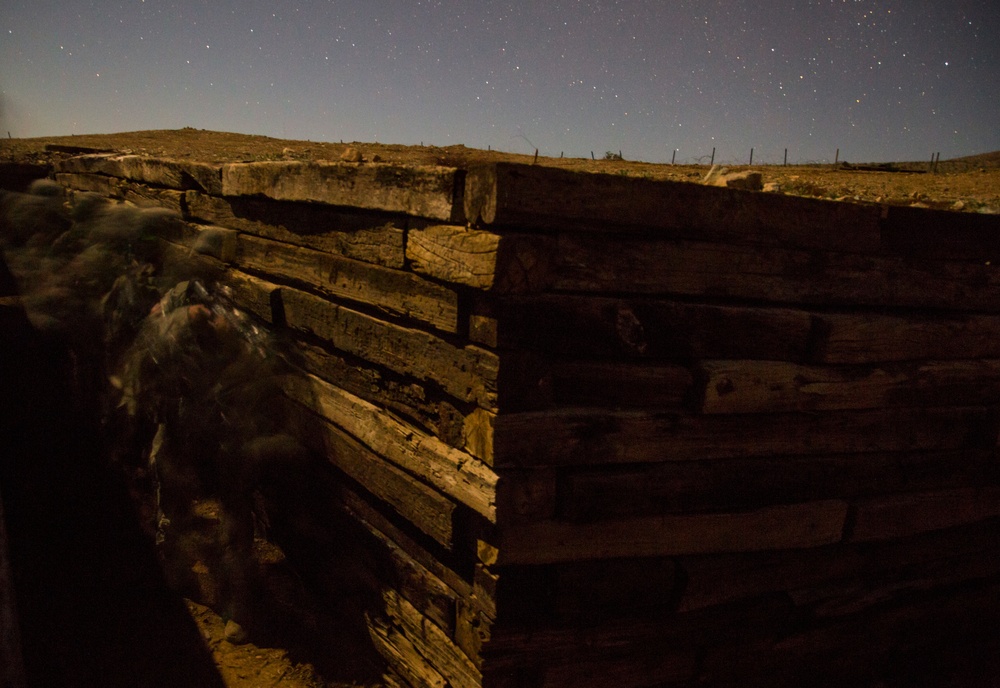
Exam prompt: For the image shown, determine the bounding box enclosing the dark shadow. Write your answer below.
[0,254,225,688]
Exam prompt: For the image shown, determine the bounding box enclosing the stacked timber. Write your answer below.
[44,153,1000,687]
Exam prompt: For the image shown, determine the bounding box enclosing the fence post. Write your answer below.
[749,148,754,165]
[671,149,676,165]
[835,148,840,166]
[784,148,788,166]
[710,147,716,166]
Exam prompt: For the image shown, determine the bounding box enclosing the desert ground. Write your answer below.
[2,128,999,214]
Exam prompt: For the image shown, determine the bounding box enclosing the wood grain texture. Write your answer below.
[222,160,464,222]
[234,233,460,332]
[492,406,1000,467]
[281,286,499,409]
[185,191,407,268]
[698,358,1000,414]
[492,500,849,563]
[463,162,881,254]
[283,372,497,522]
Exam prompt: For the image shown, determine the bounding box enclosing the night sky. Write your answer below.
[2,1,998,163]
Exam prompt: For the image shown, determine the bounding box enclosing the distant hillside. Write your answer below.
[947,151,1000,167]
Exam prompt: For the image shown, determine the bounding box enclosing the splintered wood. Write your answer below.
[40,155,1000,688]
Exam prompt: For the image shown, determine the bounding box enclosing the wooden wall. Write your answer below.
[34,153,1000,686]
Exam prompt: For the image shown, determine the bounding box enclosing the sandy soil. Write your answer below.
[2,128,999,213]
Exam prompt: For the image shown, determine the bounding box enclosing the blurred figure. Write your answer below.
[117,279,303,643]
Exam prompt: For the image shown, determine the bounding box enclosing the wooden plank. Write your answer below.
[463,162,881,253]
[293,340,458,449]
[54,154,222,194]
[551,360,693,409]
[221,161,465,222]
[283,372,497,522]
[296,407,458,547]
[368,615,447,688]
[548,557,682,620]
[562,449,997,522]
[813,311,1000,363]
[121,182,185,213]
[382,589,483,688]
[216,269,281,324]
[698,359,1000,414]
[294,340,495,463]
[406,224,553,292]
[482,595,794,670]
[492,500,848,564]
[54,172,123,197]
[341,485,474,602]
[185,191,407,268]
[538,651,698,688]
[700,579,1000,687]
[455,599,491,671]
[374,531,460,636]
[482,294,815,362]
[492,406,1000,468]
[850,486,1000,542]
[881,203,1000,262]
[494,468,557,525]
[552,232,1000,311]
[234,233,460,333]
[282,286,499,409]
[678,519,1000,612]
[788,548,1000,618]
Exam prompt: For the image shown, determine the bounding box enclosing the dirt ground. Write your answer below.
[2,128,999,213]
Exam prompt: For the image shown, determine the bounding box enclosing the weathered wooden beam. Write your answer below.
[216,269,281,324]
[221,161,465,222]
[292,340,463,452]
[550,360,693,409]
[481,593,794,669]
[340,484,474,603]
[368,615,447,688]
[788,548,1000,618]
[54,154,222,194]
[495,468,558,525]
[813,311,1000,363]
[234,233,460,333]
[537,650,698,688]
[382,589,482,688]
[552,233,1000,311]
[700,579,1000,687]
[561,449,997,522]
[881,203,1000,262]
[281,286,499,409]
[299,407,459,548]
[54,172,123,197]
[463,162,881,254]
[698,359,1000,414]
[849,486,1000,542]
[120,182,186,213]
[677,519,1000,612]
[492,406,1000,467]
[490,500,848,563]
[406,224,553,292]
[185,191,407,268]
[477,294,815,362]
[283,372,497,522]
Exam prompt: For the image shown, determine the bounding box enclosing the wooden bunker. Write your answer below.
[13,151,1000,686]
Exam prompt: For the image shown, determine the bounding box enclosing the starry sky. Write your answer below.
[2,1,998,163]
